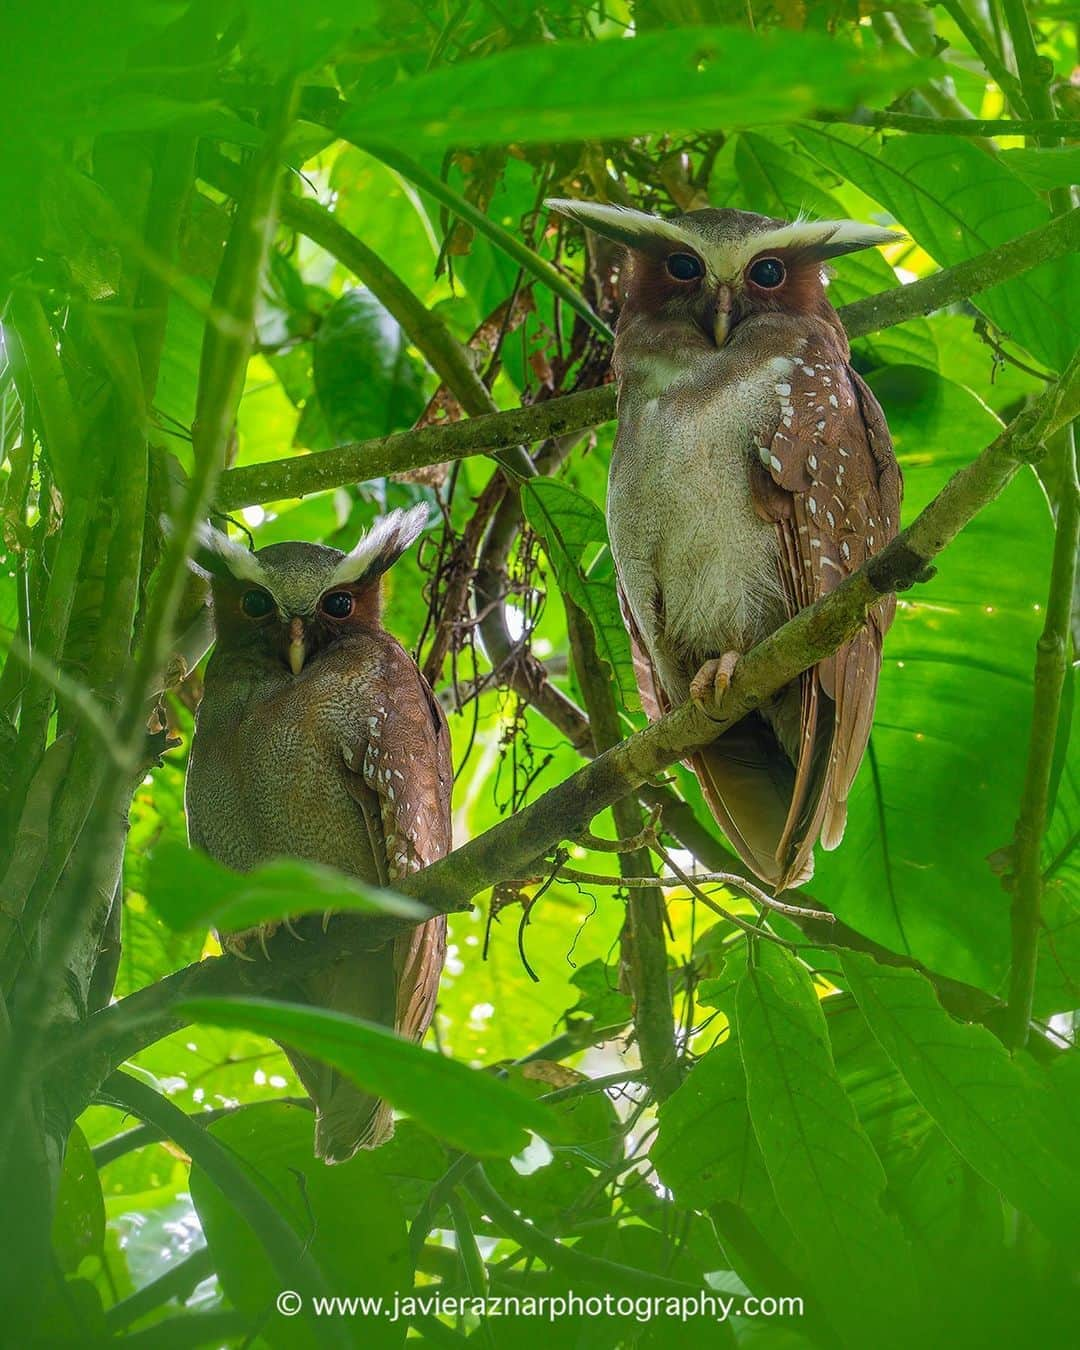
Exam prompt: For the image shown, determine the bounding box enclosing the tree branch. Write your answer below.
[213,386,612,512]
[565,598,680,1101]
[214,209,1080,510]
[817,110,1080,137]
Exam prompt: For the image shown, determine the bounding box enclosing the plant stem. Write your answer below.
[1006,425,1079,1045]
[215,385,611,511]
[817,110,1080,136]
[566,598,680,1101]
[999,0,1077,1047]
[937,0,1029,114]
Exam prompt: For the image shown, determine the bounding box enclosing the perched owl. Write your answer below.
[185,505,451,1162]
[547,200,902,891]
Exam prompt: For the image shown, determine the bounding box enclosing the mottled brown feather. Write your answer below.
[749,336,901,885]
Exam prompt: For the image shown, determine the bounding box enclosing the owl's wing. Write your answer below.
[748,342,901,885]
[617,580,667,722]
[352,646,451,1041]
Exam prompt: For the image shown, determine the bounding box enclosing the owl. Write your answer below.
[185,505,451,1162]
[547,200,902,891]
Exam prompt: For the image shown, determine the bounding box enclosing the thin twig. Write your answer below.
[549,862,836,923]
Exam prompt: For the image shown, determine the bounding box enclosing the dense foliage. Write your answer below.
[0,2,1078,1347]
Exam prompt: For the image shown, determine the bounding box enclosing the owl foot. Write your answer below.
[221,920,283,961]
[690,652,740,716]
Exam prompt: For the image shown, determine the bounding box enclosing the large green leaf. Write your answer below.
[999,147,1080,193]
[522,477,637,710]
[146,840,427,934]
[842,952,1080,1252]
[314,289,426,444]
[51,1125,105,1276]
[736,943,917,1347]
[794,123,1080,371]
[190,1101,406,1350]
[811,366,1053,991]
[179,996,562,1156]
[338,28,927,150]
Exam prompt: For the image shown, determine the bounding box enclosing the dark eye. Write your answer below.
[665,252,705,282]
[748,257,786,289]
[321,591,354,619]
[241,589,274,619]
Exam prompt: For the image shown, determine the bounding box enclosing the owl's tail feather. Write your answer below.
[691,713,816,892]
[285,917,448,1165]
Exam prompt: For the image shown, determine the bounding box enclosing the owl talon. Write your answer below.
[690,652,741,715]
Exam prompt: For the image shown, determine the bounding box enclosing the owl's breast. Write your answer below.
[608,343,794,695]
[186,646,384,881]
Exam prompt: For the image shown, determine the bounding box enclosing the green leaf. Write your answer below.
[999,147,1080,193]
[179,996,562,1156]
[190,1101,406,1350]
[811,367,1053,991]
[522,477,637,710]
[841,951,1080,1252]
[314,289,426,444]
[793,124,1080,371]
[146,840,427,934]
[339,28,928,150]
[736,943,916,1344]
[51,1125,105,1275]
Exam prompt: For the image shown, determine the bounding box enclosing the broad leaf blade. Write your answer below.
[523,477,637,709]
[842,951,1080,1252]
[737,943,917,1345]
[793,124,1080,370]
[179,996,561,1156]
[147,840,427,933]
[339,29,928,150]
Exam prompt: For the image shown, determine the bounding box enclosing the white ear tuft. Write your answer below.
[328,504,431,588]
[545,198,697,254]
[748,219,903,261]
[182,519,267,584]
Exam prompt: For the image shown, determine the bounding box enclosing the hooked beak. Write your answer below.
[712,284,732,347]
[287,616,307,675]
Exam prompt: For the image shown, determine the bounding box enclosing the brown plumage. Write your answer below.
[184,506,451,1161]
[547,200,902,891]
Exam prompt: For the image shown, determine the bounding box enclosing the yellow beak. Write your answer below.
[713,285,732,347]
[287,616,306,675]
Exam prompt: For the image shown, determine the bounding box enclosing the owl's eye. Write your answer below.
[241,589,274,619]
[748,257,786,289]
[321,591,355,620]
[665,252,705,282]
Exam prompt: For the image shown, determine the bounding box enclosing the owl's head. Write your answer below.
[546,199,899,348]
[189,504,429,674]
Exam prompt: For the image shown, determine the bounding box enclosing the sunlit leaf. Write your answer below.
[147,840,427,934]
[339,29,928,149]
